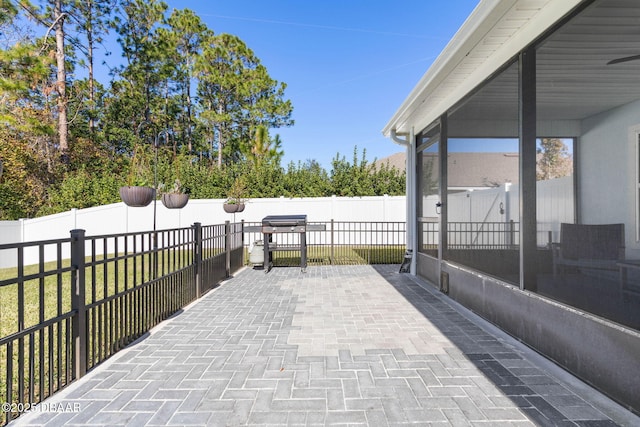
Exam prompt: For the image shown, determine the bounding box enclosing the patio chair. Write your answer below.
[552,223,625,276]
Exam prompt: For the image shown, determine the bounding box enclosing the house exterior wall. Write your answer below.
[580,99,640,257]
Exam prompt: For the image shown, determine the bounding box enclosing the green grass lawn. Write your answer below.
[266,245,405,266]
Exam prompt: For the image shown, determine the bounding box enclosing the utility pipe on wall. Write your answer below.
[390,128,416,275]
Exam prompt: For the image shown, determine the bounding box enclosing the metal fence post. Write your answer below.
[240,220,245,265]
[330,219,335,264]
[225,220,231,277]
[509,219,515,248]
[193,222,202,298]
[70,229,87,380]
[367,222,371,264]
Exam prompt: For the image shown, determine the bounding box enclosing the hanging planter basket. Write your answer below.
[223,202,240,213]
[162,193,189,209]
[119,186,155,207]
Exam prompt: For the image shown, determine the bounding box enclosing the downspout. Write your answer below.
[391,128,417,275]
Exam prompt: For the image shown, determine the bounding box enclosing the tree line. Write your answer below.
[0,0,404,220]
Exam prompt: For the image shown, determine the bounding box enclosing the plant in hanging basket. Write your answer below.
[162,193,189,209]
[223,178,247,213]
[223,202,240,213]
[119,185,155,207]
[160,178,189,209]
[120,144,155,207]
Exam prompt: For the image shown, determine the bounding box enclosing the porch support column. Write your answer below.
[519,47,537,291]
[439,114,448,260]
[408,127,417,274]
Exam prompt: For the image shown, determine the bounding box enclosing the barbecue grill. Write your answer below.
[261,214,307,233]
[261,215,308,272]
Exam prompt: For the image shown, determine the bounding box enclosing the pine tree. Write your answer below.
[537,138,572,180]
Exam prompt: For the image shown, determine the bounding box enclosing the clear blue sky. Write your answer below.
[161,1,481,169]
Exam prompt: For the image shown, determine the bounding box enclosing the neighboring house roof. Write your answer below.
[377,152,519,188]
[382,0,583,137]
[375,152,406,172]
[446,152,519,188]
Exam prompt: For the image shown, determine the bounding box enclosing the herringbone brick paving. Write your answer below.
[13,265,638,426]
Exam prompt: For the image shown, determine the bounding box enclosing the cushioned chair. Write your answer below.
[552,223,625,276]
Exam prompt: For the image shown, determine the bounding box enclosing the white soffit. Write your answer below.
[383,0,583,137]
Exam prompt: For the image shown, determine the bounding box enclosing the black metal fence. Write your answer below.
[0,220,404,424]
[0,220,406,424]
[419,221,520,250]
[0,221,243,425]
[243,221,407,265]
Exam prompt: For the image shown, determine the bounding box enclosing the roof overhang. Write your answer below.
[383,0,584,137]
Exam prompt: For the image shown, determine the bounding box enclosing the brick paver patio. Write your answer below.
[13,265,639,426]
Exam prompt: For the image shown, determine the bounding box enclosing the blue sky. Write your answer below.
[160,1,481,168]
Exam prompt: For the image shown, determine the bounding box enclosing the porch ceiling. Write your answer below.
[384,0,640,136]
[537,0,640,121]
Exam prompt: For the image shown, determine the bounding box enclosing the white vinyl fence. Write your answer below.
[0,177,574,268]
[421,176,574,249]
[0,196,406,268]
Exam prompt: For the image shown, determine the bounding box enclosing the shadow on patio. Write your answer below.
[12,265,638,426]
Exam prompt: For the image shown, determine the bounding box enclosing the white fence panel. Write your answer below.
[448,184,513,223]
[447,191,471,222]
[536,175,575,245]
[21,211,76,243]
[421,195,440,218]
[0,196,407,267]
[0,196,405,243]
[445,178,573,248]
[0,220,21,268]
[76,204,128,235]
[0,176,575,267]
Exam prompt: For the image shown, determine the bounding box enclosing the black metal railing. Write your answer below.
[447,221,519,249]
[0,219,405,424]
[0,220,403,424]
[419,221,520,250]
[0,221,243,425]
[243,220,407,265]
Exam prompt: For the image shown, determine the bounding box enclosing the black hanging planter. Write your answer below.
[161,193,189,209]
[119,186,155,207]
